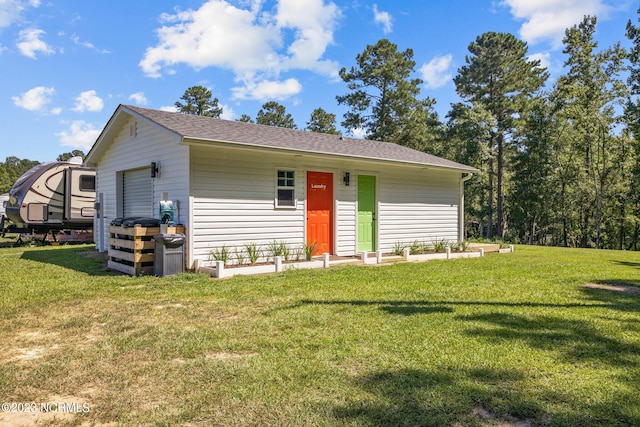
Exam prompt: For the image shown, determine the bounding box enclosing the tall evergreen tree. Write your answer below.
[553,16,627,248]
[445,102,495,238]
[336,38,437,146]
[175,85,223,117]
[256,101,297,128]
[236,114,255,123]
[454,32,548,238]
[306,108,339,134]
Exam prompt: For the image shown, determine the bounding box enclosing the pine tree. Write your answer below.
[306,108,339,134]
[454,32,548,238]
[175,85,223,117]
[256,101,297,128]
[336,38,437,146]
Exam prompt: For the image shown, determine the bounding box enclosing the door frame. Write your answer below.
[304,169,336,255]
[356,171,379,253]
[357,174,378,253]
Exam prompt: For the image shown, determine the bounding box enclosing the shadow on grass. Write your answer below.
[299,298,615,312]
[20,246,113,276]
[302,296,640,425]
[333,365,639,426]
[460,311,640,368]
[613,260,640,269]
[380,305,453,316]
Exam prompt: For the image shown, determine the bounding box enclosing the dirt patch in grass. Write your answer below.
[583,282,640,296]
[204,351,258,361]
[450,407,533,427]
[3,331,61,363]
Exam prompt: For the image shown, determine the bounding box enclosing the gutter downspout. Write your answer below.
[459,173,474,243]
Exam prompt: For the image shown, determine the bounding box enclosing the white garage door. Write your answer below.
[123,167,152,217]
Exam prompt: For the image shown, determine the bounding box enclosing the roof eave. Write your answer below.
[181,136,478,173]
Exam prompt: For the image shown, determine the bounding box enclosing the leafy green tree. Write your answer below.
[175,85,223,117]
[336,38,437,146]
[0,156,40,193]
[553,16,627,248]
[256,101,297,128]
[624,8,640,249]
[237,114,254,123]
[444,102,495,238]
[57,150,85,162]
[509,97,562,244]
[454,32,548,238]
[306,108,339,134]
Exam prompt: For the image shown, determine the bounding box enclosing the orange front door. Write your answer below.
[307,172,333,255]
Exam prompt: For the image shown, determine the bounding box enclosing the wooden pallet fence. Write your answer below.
[108,224,185,276]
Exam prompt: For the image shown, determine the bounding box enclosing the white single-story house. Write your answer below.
[85,104,476,269]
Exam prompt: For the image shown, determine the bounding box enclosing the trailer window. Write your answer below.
[80,175,96,192]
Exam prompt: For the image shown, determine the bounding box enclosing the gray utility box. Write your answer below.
[153,233,186,276]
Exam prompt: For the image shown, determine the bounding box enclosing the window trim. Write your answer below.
[275,168,297,209]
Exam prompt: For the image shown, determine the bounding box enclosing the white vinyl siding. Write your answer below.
[191,147,305,264]
[93,115,189,252]
[378,167,459,252]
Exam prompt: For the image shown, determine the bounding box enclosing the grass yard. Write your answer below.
[1,245,640,426]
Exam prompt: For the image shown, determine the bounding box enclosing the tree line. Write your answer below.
[178,13,640,250]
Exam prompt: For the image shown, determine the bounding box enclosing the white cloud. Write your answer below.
[0,0,40,29]
[219,103,235,120]
[232,77,302,101]
[16,27,54,58]
[128,92,148,105]
[420,54,453,89]
[12,85,55,111]
[275,0,341,76]
[56,120,101,150]
[159,105,178,112]
[501,0,612,48]
[72,90,104,112]
[528,51,551,70]
[350,127,366,139]
[373,4,392,34]
[140,0,341,99]
[70,34,110,53]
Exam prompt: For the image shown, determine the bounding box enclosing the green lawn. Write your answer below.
[1,244,640,426]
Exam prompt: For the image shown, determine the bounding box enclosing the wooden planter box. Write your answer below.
[108,224,185,276]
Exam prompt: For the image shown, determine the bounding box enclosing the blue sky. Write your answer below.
[0,0,635,162]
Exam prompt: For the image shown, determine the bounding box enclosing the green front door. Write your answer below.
[357,175,376,252]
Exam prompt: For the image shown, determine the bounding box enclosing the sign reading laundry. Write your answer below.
[311,184,327,190]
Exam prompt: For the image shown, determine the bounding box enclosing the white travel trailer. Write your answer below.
[1,157,96,237]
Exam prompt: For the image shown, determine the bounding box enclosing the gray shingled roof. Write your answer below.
[123,104,475,172]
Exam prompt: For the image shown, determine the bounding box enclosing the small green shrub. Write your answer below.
[245,243,261,264]
[392,241,407,256]
[234,247,246,265]
[305,241,318,260]
[409,240,422,255]
[210,245,230,265]
[432,238,449,253]
[267,240,290,259]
